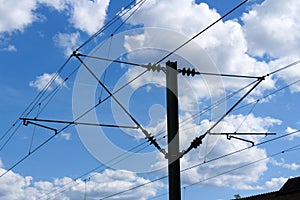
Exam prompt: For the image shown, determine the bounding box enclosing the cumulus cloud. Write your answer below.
[121,28,225,114]
[262,177,288,190]
[268,57,300,93]
[0,0,110,35]
[53,32,81,56]
[121,0,300,103]
[39,0,110,35]
[148,112,281,189]
[179,114,280,189]
[242,0,300,94]
[0,0,39,33]
[121,0,278,105]
[0,44,17,52]
[0,168,37,200]
[60,132,72,141]
[29,72,66,91]
[113,2,287,188]
[3,0,299,197]
[285,126,300,140]
[117,23,282,189]
[38,0,67,11]
[180,138,268,190]
[270,158,300,171]
[67,0,110,35]
[242,0,300,59]
[0,166,163,200]
[219,114,281,134]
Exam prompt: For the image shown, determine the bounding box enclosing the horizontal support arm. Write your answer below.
[210,132,276,135]
[20,118,139,129]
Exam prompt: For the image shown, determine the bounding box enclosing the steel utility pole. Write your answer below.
[166,61,181,200]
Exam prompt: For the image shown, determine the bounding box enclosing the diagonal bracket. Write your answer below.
[210,132,276,146]
[22,119,58,135]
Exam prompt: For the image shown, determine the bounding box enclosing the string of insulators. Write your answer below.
[146,63,165,72]
[190,135,205,148]
[142,129,167,155]
[182,134,206,156]
[178,68,198,76]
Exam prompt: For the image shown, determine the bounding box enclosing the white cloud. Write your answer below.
[61,132,71,141]
[0,165,163,200]
[38,0,67,11]
[180,140,269,190]
[269,57,300,93]
[270,158,300,170]
[263,177,288,190]
[53,32,81,56]
[122,0,276,101]
[0,168,36,200]
[29,73,66,92]
[3,0,300,197]
[242,0,300,59]
[149,113,281,190]
[0,44,17,52]
[219,114,282,134]
[0,0,110,58]
[197,113,277,188]
[0,0,38,33]
[125,1,219,36]
[117,12,283,188]
[242,0,300,94]
[0,0,110,36]
[112,0,300,191]
[122,29,224,114]
[67,0,110,35]
[124,34,146,52]
[285,126,300,140]
[122,0,300,101]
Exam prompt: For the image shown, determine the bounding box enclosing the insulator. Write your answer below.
[181,67,186,76]
[191,68,196,76]
[187,68,191,76]
[155,64,161,72]
[179,68,197,76]
[148,136,154,144]
[191,136,202,148]
[146,63,151,71]
[146,63,162,72]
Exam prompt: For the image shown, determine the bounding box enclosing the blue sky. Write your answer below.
[1,0,300,199]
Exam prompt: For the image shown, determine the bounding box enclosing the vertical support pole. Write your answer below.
[166,61,181,200]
